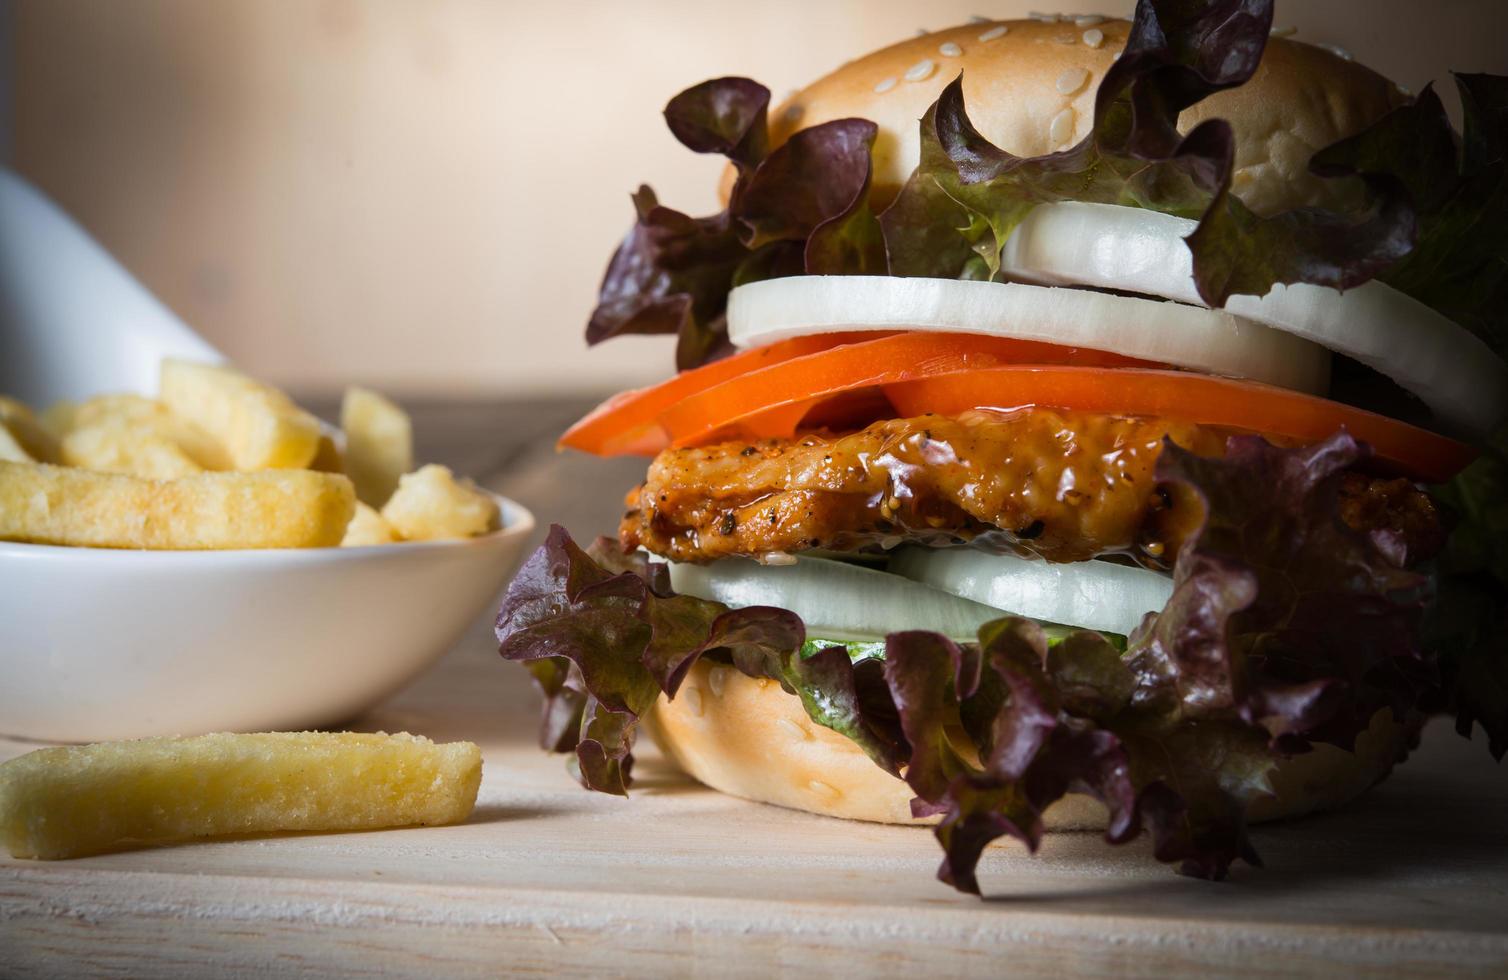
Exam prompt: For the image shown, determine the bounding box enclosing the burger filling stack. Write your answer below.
[495,0,1508,894]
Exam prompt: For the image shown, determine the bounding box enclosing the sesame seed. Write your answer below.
[1030,11,1060,22]
[1398,83,1415,97]
[978,24,1008,42]
[1054,33,1077,44]
[903,58,936,82]
[682,686,704,718]
[1082,27,1105,48]
[1322,43,1353,61]
[707,665,729,697]
[1055,66,1090,95]
[939,41,963,57]
[915,27,929,37]
[808,779,840,798]
[1050,106,1076,146]
[873,77,897,94]
[968,14,991,24]
[1269,25,1297,38]
[760,551,797,566]
[778,718,811,741]
[1074,14,1105,26]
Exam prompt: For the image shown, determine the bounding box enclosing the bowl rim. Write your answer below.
[0,490,536,562]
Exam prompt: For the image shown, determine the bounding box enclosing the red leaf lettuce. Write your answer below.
[496,434,1447,894]
[587,0,1507,367]
[586,80,885,370]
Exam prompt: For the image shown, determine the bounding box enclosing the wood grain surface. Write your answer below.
[3,399,1505,978]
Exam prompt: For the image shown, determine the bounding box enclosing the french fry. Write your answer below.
[341,500,399,546]
[0,423,33,463]
[341,386,413,506]
[0,732,482,859]
[39,399,79,438]
[70,393,166,430]
[0,461,355,549]
[159,359,321,470]
[59,394,229,471]
[381,464,499,541]
[0,396,60,463]
[310,430,345,474]
[61,419,203,479]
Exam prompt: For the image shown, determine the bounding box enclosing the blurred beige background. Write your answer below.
[7,0,1507,396]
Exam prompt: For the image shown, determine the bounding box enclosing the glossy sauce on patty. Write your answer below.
[622,409,1235,566]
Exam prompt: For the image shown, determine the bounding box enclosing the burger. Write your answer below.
[495,0,1507,894]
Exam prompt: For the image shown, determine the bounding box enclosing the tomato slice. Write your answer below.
[558,332,889,455]
[660,332,1157,448]
[883,367,1474,481]
[565,329,1474,481]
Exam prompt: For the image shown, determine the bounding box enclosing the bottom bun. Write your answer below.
[649,660,1417,829]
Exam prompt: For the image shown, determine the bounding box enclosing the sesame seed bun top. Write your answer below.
[724,18,1404,218]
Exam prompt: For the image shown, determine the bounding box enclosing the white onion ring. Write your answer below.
[999,201,1508,437]
[889,547,1171,638]
[668,550,1169,639]
[728,275,1331,395]
[668,555,1009,641]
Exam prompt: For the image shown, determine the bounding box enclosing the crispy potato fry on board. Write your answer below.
[382,464,499,541]
[341,386,413,506]
[342,500,399,546]
[61,419,203,479]
[0,396,60,462]
[0,461,355,549]
[160,359,321,470]
[0,732,482,859]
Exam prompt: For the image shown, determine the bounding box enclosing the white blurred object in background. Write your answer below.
[0,168,222,405]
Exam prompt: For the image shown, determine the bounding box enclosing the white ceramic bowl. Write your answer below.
[0,497,534,742]
[0,168,537,742]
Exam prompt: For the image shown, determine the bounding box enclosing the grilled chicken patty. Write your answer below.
[621,409,1444,568]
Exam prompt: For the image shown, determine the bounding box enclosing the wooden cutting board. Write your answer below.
[3,626,1506,979]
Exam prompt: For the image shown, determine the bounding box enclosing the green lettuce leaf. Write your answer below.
[1192,70,1508,349]
[1373,74,1508,354]
[1428,427,1508,759]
